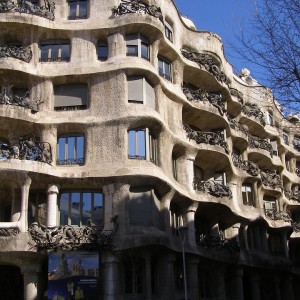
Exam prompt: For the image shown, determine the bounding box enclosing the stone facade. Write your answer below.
[0,0,300,299]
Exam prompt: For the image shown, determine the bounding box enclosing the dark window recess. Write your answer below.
[158,56,171,81]
[69,0,87,19]
[97,42,108,61]
[40,41,70,62]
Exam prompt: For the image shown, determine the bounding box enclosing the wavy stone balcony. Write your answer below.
[113,0,163,22]
[198,234,239,254]
[182,82,226,115]
[193,178,232,199]
[264,209,291,222]
[183,124,229,153]
[285,189,300,203]
[242,102,266,127]
[0,134,52,164]
[248,134,273,157]
[0,0,55,20]
[232,153,260,176]
[181,48,230,85]
[260,169,282,190]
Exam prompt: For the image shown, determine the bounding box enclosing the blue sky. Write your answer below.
[173,0,257,75]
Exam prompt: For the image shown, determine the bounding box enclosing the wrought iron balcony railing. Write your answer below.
[264,209,291,222]
[248,134,273,157]
[0,45,32,62]
[193,178,232,199]
[198,234,239,253]
[242,102,266,126]
[260,169,282,190]
[183,124,229,153]
[231,153,260,176]
[227,115,249,136]
[229,88,243,103]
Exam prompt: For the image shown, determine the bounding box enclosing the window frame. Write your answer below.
[97,41,108,61]
[164,20,173,42]
[283,132,289,145]
[242,183,255,206]
[57,133,85,166]
[68,0,88,20]
[40,40,70,62]
[125,33,150,61]
[128,128,157,164]
[158,56,172,81]
[58,190,103,227]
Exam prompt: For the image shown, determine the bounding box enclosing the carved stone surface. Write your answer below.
[0,228,19,236]
[113,0,163,22]
[286,187,300,202]
[184,124,229,153]
[0,133,52,164]
[227,115,249,136]
[296,168,300,177]
[182,82,226,115]
[193,178,232,199]
[232,153,260,176]
[229,88,243,103]
[0,85,43,111]
[260,169,282,189]
[28,217,118,252]
[0,0,55,20]
[181,48,230,85]
[198,234,239,253]
[242,102,266,126]
[0,45,32,62]
[248,134,273,156]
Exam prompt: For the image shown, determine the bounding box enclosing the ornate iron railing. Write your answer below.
[227,115,249,136]
[29,216,118,252]
[0,85,42,112]
[285,189,300,203]
[56,158,84,166]
[113,0,163,22]
[0,134,52,164]
[242,102,266,126]
[260,169,282,190]
[193,178,232,199]
[229,88,243,103]
[292,222,300,232]
[0,45,32,62]
[182,82,225,115]
[231,153,260,176]
[0,0,55,20]
[296,168,300,177]
[248,134,273,156]
[181,48,230,85]
[198,234,239,253]
[293,139,300,151]
[264,209,291,222]
[183,124,229,153]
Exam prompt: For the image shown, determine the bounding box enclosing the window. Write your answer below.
[124,256,145,295]
[266,111,274,126]
[28,191,47,226]
[172,153,178,180]
[127,76,155,108]
[285,156,292,172]
[158,56,171,81]
[0,201,11,222]
[214,172,226,185]
[242,184,255,206]
[57,134,85,165]
[0,138,9,160]
[125,34,150,60]
[128,128,157,164]
[270,140,278,156]
[97,41,108,61]
[247,223,262,250]
[128,187,160,227]
[283,132,289,145]
[263,196,278,219]
[59,191,103,226]
[54,83,88,111]
[40,40,70,62]
[68,0,87,19]
[164,20,173,42]
[170,203,183,234]
[293,136,300,151]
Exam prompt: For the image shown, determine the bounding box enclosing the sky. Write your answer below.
[173,0,257,76]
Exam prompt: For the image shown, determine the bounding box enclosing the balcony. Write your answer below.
[260,169,282,190]
[198,234,239,253]
[264,209,291,222]
[248,134,273,156]
[232,153,260,176]
[242,102,266,126]
[0,45,32,63]
[193,178,232,199]
[183,124,229,153]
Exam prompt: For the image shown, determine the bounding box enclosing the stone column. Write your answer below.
[250,273,261,300]
[229,268,244,300]
[18,176,32,232]
[160,189,175,235]
[47,184,59,227]
[108,32,125,58]
[186,204,197,246]
[145,254,152,300]
[102,252,121,300]
[158,254,176,299]
[23,270,39,300]
[187,257,199,300]
[11,185,20,222]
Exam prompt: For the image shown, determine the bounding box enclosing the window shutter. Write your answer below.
[54,83,87,107]
[128,76,144,102]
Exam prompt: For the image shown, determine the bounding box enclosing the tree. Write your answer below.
[233,0,300,114]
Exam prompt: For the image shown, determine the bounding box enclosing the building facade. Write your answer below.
[0,0,300,299]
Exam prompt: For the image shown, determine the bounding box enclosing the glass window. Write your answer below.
[164,20,173,42]
[264,196,278,219]
[40,41,70,62]
[266,111,274,126]
[125,34,150,60]
[57,134,85,165]
[59,191,103,226]
[283,132,289,145]
[158,56,171,81]
[54,83,88,111]
[270,140,278,156]
[28,191,47,226]
[214,172,226,185]
[69,0,87,19]
[97,41,108,61]
[128,128,157,164]
[172,154,178,180]
[242,184,255,206]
